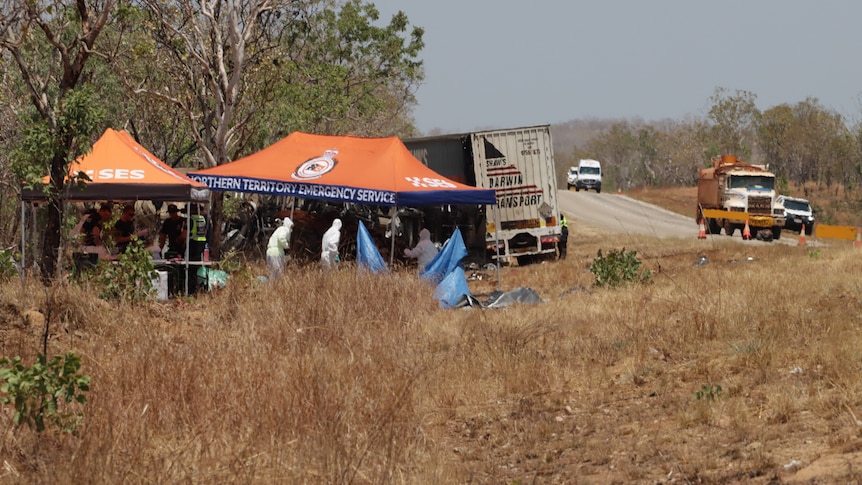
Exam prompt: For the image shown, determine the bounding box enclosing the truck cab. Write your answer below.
[697,155,785,241]
[569,159,602,193]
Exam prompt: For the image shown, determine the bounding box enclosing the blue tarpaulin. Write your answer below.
[421,228,472,307]
[356,221,387,273]
[420,228,467,285]
[433,266,471,309]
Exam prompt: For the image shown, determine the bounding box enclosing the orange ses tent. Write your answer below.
[188,132,496,206]
[22,128,210,202]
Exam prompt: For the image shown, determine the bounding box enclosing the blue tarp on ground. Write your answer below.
[433,267,471,309]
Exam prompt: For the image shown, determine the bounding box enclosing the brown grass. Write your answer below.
[2,230,862,483]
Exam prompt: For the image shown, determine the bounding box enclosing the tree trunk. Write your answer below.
[40,153,67,282]
[210,192,224,260]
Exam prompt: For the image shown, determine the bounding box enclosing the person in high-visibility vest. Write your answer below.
[188,204,209,292]
[559,213,569,260]
[189,204,208,261]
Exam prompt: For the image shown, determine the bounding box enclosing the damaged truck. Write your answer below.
[404,125,562,264]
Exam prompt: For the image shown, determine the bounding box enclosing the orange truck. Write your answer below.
[697,155,786,240]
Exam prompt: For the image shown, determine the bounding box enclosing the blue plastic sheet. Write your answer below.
[433,266,471,309]
[356,221,387,273]
[420,228,467,284]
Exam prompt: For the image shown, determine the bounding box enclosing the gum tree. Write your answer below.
[0,0,115,280]
[123,0,424,257]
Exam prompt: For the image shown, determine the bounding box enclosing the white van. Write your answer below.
[567,159,602,193]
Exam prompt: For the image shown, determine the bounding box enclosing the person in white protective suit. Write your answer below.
[403,228,438,272]
[266,217,293,279]
[320,218,342,270]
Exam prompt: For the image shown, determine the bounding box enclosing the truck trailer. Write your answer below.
[404,125,562,264]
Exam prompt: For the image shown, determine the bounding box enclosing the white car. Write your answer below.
[777,195,814,235]
[566,167,578,190]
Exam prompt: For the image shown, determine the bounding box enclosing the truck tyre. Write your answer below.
[596,188,601,193]
[575,187,580,192]
[707,219,721,235]
[772,226,782,240]
[805,225,813,236]
[722,221,735,236]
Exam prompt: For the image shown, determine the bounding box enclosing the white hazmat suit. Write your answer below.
[404,228,438,271]
[266,217,293,279]
[321,218,342,270]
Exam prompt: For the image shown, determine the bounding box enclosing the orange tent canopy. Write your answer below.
[22,128,209,202]
[189,132,495,206]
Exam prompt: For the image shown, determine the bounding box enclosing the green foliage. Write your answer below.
[273,0,424,136]
[0,248,19,282]
[12,86,105,192]
[694,384,723,401]
[589,248,652,288]
[708,87,759,159]
[94,238,157,302]
[776,175,790,195]
[0,352,90,433]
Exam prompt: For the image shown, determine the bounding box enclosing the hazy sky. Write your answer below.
[371,1,862,134]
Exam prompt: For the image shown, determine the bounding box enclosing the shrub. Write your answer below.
[0,352,90,433]
[589,248,652,288]
[694,384,723,401]
[94,237,157,302]
[0,248,19,282]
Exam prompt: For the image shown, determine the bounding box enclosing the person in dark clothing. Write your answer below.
[81,203,112,247]
[559,213,569,260]
[77,203,114,260]
[159,204,187,258]
[113,204,149,253]
[80,209,101,246]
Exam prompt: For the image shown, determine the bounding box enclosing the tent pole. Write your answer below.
[389,206,397,267]
[493,204,501,291]
[30,204,37,280]
[184,206,190,296]
[20,200,26,286]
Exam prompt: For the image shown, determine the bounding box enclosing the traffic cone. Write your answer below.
[617,187,622,195]
[742,220,752,240]
[798,225,806,246]
[855,227,861,249]
[697,219,707,239]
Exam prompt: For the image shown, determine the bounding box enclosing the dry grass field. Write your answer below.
[2,191,862,483]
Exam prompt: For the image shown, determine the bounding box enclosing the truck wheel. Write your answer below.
[575,187,580,192]
[722,221,735,236]
[805,225,813,236]
[772,226,782,240]
[707,219,721,235]
[596,188,601,193]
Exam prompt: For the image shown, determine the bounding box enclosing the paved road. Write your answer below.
[557,190,803,245]
[557,190,695,239]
